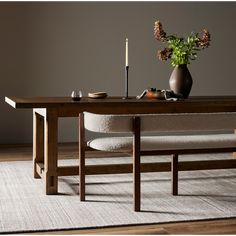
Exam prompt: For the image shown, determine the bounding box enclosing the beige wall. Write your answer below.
[1,2,236,144]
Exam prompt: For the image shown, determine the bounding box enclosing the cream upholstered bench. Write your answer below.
[79,112,236,211]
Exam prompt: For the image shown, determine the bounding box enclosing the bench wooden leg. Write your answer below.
[133,117,141,212]
[79,113,85,201]
[171,154,178,196]
[233,129,236,159]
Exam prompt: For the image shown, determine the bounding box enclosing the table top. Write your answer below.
[5,96,236,114]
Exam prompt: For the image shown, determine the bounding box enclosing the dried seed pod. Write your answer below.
[154,21,167,42]
[198,29,211,48]
[157,48,172,61]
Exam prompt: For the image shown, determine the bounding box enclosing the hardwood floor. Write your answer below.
[1,143,236,235]
[30,218,236,235]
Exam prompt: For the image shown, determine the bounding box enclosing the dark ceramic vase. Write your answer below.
[169,64,193,99]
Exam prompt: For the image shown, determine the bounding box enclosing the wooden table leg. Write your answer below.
[33,110,44,178]
[44,109,58,195]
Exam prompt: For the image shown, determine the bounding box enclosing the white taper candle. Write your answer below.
[125,38,128,67]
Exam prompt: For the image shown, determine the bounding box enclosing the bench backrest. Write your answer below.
[84,112,236,133]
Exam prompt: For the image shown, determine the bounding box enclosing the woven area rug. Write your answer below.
[1,154,236,233]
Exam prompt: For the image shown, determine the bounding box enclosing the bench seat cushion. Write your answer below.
[87,134,236,153]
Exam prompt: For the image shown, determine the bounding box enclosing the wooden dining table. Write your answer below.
[5,96,236,195]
